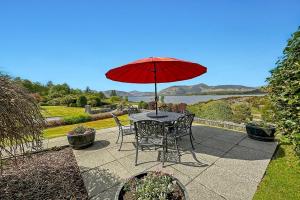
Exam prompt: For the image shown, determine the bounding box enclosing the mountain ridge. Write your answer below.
[103,83,264,97]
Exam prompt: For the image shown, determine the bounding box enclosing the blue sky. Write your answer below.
[0,0,299,92]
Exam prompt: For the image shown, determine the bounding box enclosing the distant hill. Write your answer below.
[103,90,154,97]
[103,83,264,97]
[159,83,264,95]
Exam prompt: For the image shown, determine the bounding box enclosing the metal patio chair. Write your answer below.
[167,113,195,161]
[112,113,134,151]
[134,120,166,166]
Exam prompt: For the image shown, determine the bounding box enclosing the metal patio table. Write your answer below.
[129,111,183,123]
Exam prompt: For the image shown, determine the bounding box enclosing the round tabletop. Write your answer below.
[129,111,183,123]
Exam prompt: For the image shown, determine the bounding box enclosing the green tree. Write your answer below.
[267,27,300,153]
[160,95,165,103]
[76,95,87,107]
[110,90,117,96]
[85,86,91,93]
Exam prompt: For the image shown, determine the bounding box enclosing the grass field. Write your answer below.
[41,106,85,118]
[43,114,129,138]
[253,144,300,200]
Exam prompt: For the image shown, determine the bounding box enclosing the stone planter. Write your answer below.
[115,172,189,200]
[67,131,95,149]
[246,123,275,142]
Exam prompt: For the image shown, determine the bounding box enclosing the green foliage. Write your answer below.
[60,95,77,106]
[88,97,102,107]
[124,172,179,200]
[63,114,92,125]
[138,101,148,109]
[76,96,87,107]
[232,102,252,123]
[48,83,71,98]
[110,90,117,96]
[110,96,121,102]
[68,125,95,135]
[267,27,300,153]
[189,100,234,121]
[124,96,128,102]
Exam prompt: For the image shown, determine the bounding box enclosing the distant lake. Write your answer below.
[128,94,265,105]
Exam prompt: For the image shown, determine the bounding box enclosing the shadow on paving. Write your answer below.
[77,140,111,152]
[81,167,122,199]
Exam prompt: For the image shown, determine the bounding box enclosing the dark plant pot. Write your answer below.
[67,131,95,149]
[115,172,189,200]
[246,123,275,142]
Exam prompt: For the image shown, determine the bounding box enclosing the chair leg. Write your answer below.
[116,131,120,144]
[118,134,123,151]
[191,132,195,140]
[189,133,195,150]
[174,138,180,162]
[135,145,138,166]
[162,143,165,167]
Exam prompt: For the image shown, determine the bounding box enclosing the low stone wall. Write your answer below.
[194,117,246,132]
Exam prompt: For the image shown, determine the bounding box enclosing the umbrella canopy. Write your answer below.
[105,57,207,83]
[105,57,207,117]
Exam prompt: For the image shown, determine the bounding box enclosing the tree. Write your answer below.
[125,96,128,102]
[98,92,106,99]
[0,75,45,171]
[160,95,165,103]
[110,90,117,96]
[76,96,88,107]
[85,86,91,93]
[267,27,300,153]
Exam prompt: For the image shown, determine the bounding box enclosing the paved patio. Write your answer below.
[48,125,277,200]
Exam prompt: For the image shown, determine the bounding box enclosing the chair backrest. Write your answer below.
[111,113,122,128]
[175,113,195,133]
[128,106,139,115]
[134,120,165,139]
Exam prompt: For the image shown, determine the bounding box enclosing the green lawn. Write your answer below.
[253,144,300,200]
[43,114,129,138]
[41,106,85,117]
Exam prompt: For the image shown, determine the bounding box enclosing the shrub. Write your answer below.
[76,96,87,107]
[138,101,148,109]
[47,98,61,106]
[232,102,252,123]
[63,114,92,125]
[68,126,95,135]
[110,96,121,102]
[39,102,49,106]
[267,27,300,153]
[60,95,77,106]
[68,103,77,107]
[193,100,234,121]
[148,101,156,110]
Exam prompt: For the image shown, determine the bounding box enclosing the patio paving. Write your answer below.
[47,125,277,200]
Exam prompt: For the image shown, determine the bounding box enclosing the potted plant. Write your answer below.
[67,126,96,149]
[115,171,188,200]
[245,121,276,142]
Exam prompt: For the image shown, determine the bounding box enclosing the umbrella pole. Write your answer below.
[154,62,158,115]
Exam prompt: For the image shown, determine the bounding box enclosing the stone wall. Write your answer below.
[194,117,246,132]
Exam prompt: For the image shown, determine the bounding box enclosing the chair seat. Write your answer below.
[139,137,164,146]
[122,126,134,135]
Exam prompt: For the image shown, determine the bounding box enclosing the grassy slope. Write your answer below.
[41,106,85,118]
[43,115,129,138]
[253,144,300,200]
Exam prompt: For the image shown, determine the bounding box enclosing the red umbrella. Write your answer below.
[105,57,207,117]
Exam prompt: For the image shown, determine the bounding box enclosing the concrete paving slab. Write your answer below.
[200,137,236,152]
[185,181,226,200]
[195,165,258,200]
[215,145,272,182]
[238,137,278,154]
[74,149,116,171]
[81,166,121,199]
